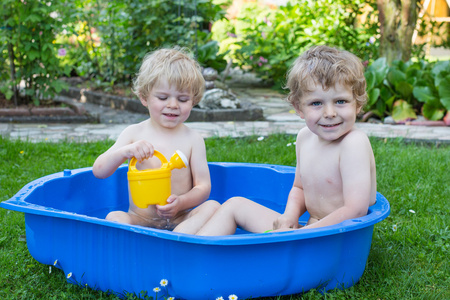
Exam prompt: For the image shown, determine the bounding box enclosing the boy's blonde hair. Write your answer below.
[133,47,205,105]
[286,45,367,110]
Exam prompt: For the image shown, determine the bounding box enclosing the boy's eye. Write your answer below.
[178,97,190,102]
[311,101,322,106]
[157,96,167,100]
[336,99,347,104]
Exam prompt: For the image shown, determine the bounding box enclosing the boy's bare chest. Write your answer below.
[134,130,192,171]
[299,145,345,215]
[299,145,342,188]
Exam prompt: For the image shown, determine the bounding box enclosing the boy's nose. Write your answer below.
[323,105,337,118]
[166,97,178,108]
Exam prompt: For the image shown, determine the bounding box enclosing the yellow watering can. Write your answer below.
[127,150,188,208]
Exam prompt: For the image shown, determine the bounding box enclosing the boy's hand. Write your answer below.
[124,140,154,162]
[155,195,180,219]
[273,214,300,230]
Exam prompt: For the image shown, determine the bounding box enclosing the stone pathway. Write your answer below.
[1,86,449,144]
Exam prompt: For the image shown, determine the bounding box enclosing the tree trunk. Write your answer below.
[377,0,418,64]
[7,36,19,107]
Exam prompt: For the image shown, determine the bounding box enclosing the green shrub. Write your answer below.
[365,58,450,121]
[212,0,378,88]
[0,0,70,105]
[0,1,227,104]
[57,0,227,89]
[197,40,229,71]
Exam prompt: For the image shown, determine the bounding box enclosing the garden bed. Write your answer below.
[0,94,97,123]
[60,86,264,122]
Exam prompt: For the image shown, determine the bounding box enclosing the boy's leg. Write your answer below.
[196,197,281,236]
[105,210,152,226]
[172,200,221,234]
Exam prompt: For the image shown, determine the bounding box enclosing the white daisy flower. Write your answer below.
[160,279,168,286]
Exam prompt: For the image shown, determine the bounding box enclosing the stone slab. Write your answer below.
[63,87,265,122]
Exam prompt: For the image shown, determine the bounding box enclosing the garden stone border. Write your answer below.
[61,87,264,122]
[0,95,98,123]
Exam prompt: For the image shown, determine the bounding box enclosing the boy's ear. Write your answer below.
[139,96,148,107]
[292,102,305,119]
[356,104,362,114]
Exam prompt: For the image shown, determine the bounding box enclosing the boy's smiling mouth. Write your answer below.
[320,122,342,128]
[163,112,179,117]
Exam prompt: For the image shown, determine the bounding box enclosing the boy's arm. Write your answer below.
[168,135,211,211]
[93,125,153,179]
[273,131,307,230]
[273,179,306,230]
[304,131,373,229]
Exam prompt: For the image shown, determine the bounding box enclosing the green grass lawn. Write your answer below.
[0,135,449,300]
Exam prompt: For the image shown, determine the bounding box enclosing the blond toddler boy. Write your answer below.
[194,45,377,235]
[93,47,219,234]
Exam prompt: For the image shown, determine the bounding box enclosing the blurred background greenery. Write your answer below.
[1,0,449,122]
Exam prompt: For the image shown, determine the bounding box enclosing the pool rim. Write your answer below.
[0,162,390,246]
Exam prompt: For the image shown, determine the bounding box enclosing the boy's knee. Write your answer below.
[223,196,247,209]
[106,211,130,223]
[196,200,220,215]
[205,200,221,211]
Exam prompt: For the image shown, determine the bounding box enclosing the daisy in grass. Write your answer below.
[160,279,168,287]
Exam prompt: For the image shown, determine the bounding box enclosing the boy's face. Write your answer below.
[140,79,194,129]
[294,82,361,142]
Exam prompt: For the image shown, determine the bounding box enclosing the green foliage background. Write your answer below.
[0,0,71,105]
[0,0,448,120]
[365,58,450,121]
[212,0,379,88]
[0,0,227,103]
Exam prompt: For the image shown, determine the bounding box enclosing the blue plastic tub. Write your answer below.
[1,162,390,299]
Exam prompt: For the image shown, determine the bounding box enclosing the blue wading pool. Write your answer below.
[1,162,390,299]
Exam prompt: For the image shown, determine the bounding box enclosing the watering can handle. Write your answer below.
[128,150,168,172]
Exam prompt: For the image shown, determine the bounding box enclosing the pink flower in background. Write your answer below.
[263,16,272,27]
[366,37,376,47]
[261,31,267,39]
[227,32,237,38]
[259,56,268,63]
[58,48,66,57]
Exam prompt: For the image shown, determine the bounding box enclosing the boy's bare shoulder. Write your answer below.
[340,128,371,149]
[122,119,149,131]
[183,124,205,141]
[296,126,313,142]
[343,128,369,141]
[117,120,150,140]
[297,126,310,137]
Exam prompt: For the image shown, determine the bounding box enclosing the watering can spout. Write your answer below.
[168,150,189,170]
